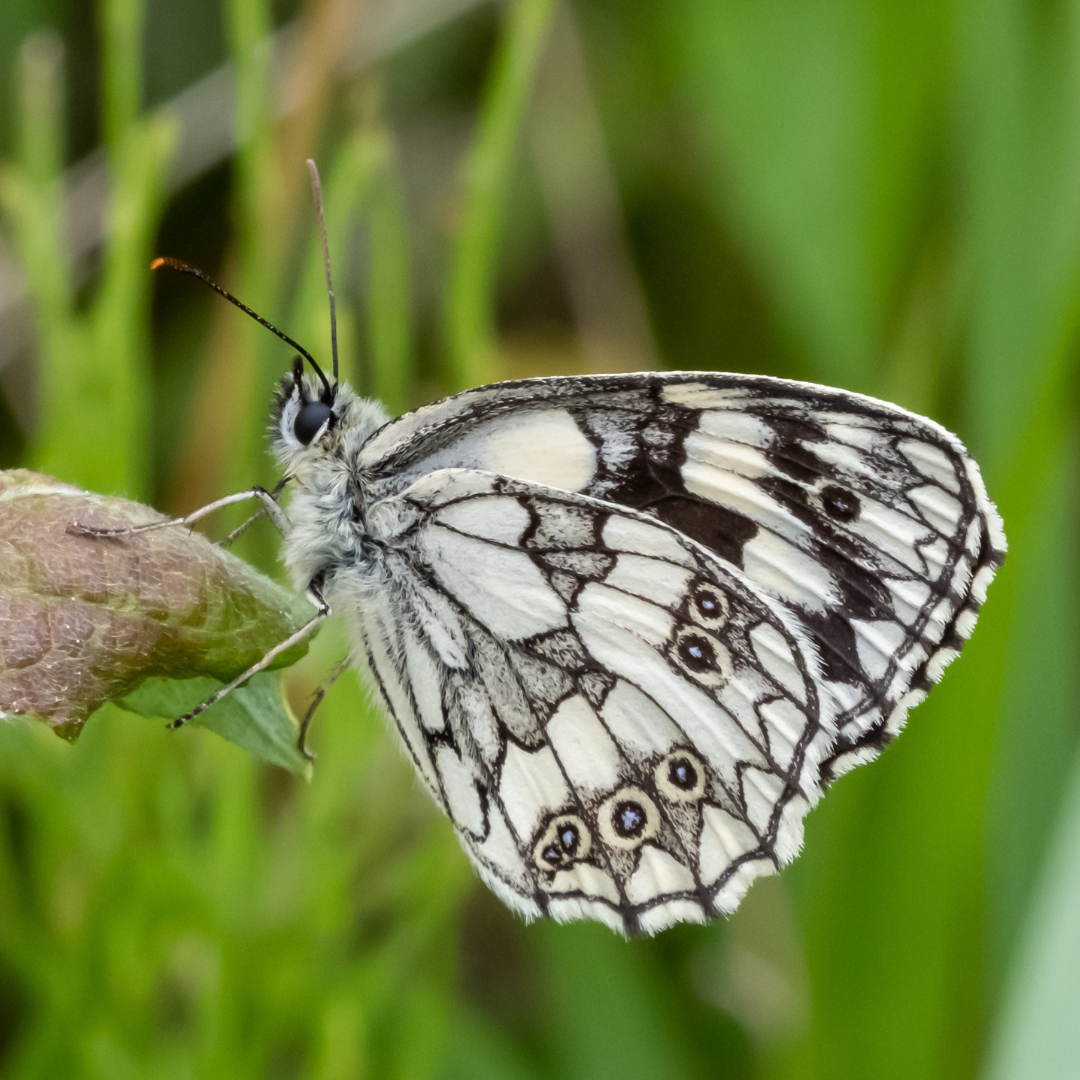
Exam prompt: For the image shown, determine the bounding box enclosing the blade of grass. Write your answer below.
[366,124,414,416]
[88,0,175,498]
[224,0,281,496]
[443,0,556,392]
[161,0,279,541]
[99,0,144,147]
[2,33,78,482]
[3,10,174,500]
[956,0,1080,1014]
[984,741,1080,1080]
[89,118,176,498]
[782,340,1080,1080]
[677,0,949,391]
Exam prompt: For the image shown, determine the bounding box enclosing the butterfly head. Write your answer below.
[272,355,338,456]
[271,358,388,469]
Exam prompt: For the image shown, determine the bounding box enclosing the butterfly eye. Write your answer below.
[294,400,333,445]
[597,787,658,850]
[655,750,706,802]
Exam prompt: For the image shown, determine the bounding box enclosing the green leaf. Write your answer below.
[0,469,316,753]
[117,672,312,777]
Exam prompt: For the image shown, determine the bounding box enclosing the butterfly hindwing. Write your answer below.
[346,468,850,933]
[358,373,1005,779]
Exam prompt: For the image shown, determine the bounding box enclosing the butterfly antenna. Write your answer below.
[306,159,339,384]
[150,256,334,400]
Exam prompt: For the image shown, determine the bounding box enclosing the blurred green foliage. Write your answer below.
[0,0,1078,1077]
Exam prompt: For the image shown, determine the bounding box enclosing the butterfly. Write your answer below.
[129,173,1004,935]
[254,362,1001,934]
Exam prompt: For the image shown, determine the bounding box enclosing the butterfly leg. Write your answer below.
[296,656,351,762]
[215,478,291,546]
[167,584,331,731]
[70,480,292,541]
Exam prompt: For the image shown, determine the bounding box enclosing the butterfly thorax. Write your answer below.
[270,371,390,596]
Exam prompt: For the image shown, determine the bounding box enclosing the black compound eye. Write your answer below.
[821,484,860,522]
[668,757,698,791]
[293,400,333,445]
[678,634,714,672]
[613,800,646,839]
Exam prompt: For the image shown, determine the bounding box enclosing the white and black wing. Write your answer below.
[347,469,845,934]
[359,373,1006,779]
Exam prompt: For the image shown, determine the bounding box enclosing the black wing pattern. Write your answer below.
[358,373,1006,781]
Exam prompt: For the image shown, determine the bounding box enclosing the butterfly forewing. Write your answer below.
[357,373,1005,781]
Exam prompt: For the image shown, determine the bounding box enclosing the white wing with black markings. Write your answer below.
[338,458,979,934]
[357,373,1006,782]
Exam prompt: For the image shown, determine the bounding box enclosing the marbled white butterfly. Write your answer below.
[122,169,1005,935]
[264,367,1004,935]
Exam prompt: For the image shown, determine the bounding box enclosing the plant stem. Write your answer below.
[444,0,556,391]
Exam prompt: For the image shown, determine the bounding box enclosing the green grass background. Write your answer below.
[0,0,1078,1076]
